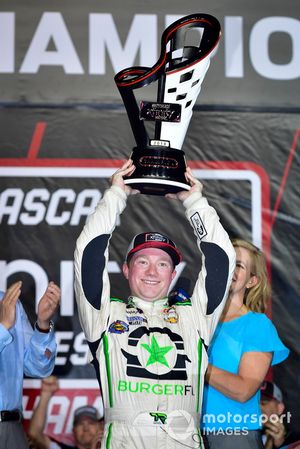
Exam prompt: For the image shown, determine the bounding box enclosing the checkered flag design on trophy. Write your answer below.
[115,13,221,195]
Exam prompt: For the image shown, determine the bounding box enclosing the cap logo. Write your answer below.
[260,381,283,402]
[145,233,169,244]
[126,231,181,266]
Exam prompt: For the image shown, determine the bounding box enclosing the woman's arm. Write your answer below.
[206,351,272,402]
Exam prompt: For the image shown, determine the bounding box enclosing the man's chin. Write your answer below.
[136,290,163,302]
[141,296,158,302]
[78,436,94,445]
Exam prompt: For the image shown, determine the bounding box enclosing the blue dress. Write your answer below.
[201,312,289,431]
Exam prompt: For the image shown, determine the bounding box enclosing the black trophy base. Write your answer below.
[125,147,190,196]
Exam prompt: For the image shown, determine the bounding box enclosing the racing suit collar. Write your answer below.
[129,296,168,312]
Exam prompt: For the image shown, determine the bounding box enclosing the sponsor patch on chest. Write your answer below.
[163,306,179,323]
[108,320,129,334]
[127,315,147,326]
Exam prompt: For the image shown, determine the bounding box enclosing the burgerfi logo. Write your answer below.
[118,380,195,396]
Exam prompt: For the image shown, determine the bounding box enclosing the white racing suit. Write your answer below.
[74,185,235,449]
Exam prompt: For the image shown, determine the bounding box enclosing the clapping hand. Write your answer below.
[0,281,22,329]
[37,282,61,330]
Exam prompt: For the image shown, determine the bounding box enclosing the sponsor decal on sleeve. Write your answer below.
[190,212,207,240]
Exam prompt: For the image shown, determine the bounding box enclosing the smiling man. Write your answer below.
[74,159,235,449]
[123,236,179,302]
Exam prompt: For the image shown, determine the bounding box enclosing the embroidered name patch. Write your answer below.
[127,315,147,326]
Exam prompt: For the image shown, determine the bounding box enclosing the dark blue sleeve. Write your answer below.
[202,241,230,315]
[81,234,110,310]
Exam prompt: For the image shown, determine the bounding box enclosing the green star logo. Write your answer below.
[141,336,173,367]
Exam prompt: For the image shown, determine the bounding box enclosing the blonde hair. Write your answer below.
[232,238,271,313]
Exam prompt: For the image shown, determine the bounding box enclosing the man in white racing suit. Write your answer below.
[74,160,235,449]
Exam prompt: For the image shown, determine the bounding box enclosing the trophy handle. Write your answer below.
[115,67,152,149]
[115,13,221,151]
[114,13,221,195]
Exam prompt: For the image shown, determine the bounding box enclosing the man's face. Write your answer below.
[73,417,103,448]
[123,248,176,302]
[260,397,282,418]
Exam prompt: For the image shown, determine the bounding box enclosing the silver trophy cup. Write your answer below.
[115,13,221,195]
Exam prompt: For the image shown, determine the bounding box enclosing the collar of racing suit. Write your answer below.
[128,296,169,313]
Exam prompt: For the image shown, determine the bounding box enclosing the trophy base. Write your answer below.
[125,146,190,196]
[124,178,190,196]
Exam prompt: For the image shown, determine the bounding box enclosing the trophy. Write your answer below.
[115,13,221,195]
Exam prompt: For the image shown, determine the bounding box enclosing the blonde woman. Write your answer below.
[201,239,289,449]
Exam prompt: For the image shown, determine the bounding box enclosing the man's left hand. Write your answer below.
[165,167,203,202]
[37,282,61,330]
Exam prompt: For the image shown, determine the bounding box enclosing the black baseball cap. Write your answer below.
[73,406,101,426]
[126,232,182,267]
[260,381,283,402]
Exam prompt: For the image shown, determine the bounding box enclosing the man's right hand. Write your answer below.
[110,159,140,196]
[0,281,22,329]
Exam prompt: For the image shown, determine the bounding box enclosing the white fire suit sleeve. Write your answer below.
[74,185,127,345]
[183,191,236,346]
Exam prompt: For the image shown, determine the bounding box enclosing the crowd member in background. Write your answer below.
[74,159,236,449]
[201,239,289,449]
[260,380,286,448]
[260,380,300,449]
[0,280,61,449]
[28,376,104,449]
